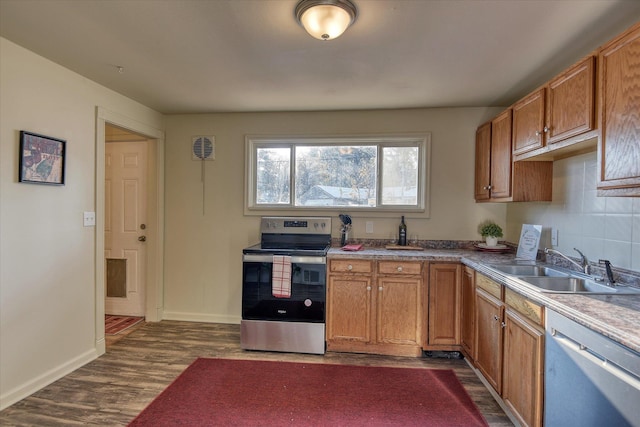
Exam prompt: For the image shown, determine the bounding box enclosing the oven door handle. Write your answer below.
[243,254,326,265]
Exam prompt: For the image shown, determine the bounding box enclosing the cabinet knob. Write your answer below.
[493,314,500,321]
[535,130,541,136]
[397,266,403,272]
[347,264,353,271]
[366,286,371,291]
[544,126,550,133]
[378,286,383,291]
[501,322,507,329]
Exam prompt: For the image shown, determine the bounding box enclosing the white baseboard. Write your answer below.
[161,311,241,324]
[0,348,99,411]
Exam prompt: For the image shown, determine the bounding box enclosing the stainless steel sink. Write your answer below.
[518,276,640,294]
[488,264,569,277]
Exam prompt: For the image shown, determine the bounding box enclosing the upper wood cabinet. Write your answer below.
[512,55,595,158]
[474,121,492,201]
[513,56,596,158]
[513,89,546,155]
[475,110,553,202]
[475,110,513,201]
[597,22,640,196]
[547,56,595,144]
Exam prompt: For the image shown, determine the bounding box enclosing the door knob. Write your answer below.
[138,236,147,242]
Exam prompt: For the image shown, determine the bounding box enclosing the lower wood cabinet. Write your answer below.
[425,262,461,350]
[460,266,476,359]
[326,258,423,357]
[474,273,545,427]
[502,289,545,427]
[475,283,504,394]
[326,273,373,344]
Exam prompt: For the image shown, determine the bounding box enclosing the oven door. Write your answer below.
[242,254,326,322]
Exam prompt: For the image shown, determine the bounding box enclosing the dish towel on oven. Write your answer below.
[272,255,292,298]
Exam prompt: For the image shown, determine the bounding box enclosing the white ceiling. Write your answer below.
[1,0,639,114]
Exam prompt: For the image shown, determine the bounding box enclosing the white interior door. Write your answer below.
[105,141,148,316]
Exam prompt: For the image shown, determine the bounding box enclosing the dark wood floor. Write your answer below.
[0,321,513,426]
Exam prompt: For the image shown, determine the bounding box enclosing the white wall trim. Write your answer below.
[0,349,99,410]
[95,107,165,353]
[162,311,241,325]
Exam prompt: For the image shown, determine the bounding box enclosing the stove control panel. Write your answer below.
[261,216,331,235]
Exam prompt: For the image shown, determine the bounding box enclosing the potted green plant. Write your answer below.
[479,222,503,247]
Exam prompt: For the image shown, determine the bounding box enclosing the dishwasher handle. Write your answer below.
[552,328,640,390]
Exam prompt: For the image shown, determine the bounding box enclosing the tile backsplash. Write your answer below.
[507,151,640,272]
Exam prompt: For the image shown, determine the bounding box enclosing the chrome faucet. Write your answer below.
[544,247,591,274]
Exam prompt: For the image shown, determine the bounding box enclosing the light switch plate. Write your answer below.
[551,228,558,246]
[83,211,96,227]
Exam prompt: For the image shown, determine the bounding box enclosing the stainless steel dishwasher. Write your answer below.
[545,309,640,427]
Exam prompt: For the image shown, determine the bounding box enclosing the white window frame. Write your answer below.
[245,133,431,215]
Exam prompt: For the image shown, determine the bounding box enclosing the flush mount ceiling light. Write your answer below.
[295,0,358,41]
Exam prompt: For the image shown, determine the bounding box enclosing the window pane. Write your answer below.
[256,147,290,204]
[382,146,419,205]
[295,146,377,207]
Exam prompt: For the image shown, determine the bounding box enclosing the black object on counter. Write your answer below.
[398,216,407,246]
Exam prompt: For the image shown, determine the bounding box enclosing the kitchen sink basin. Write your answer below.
[518,276,640,294]
[488,264,569,277]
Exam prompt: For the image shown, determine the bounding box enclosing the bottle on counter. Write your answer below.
[398,216,407,246]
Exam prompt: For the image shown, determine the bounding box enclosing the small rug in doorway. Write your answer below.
[128,358,488,427]
[105,315,144,335]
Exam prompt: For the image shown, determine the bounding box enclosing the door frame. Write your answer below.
[95,107,165,354]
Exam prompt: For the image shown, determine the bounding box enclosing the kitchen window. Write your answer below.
[245,134,430,213]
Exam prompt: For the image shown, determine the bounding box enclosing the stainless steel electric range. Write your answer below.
[241,216,332,355]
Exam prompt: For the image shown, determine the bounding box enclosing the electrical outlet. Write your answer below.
[83,211,96,227]
[551,228,558,246]
[366,221,374,234]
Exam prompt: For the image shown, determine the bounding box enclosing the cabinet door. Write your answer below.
[475,121,492,201]
[427,263,461,347]
[475,288,504,394]
[512,89,545,155]
[598,23,640,192]
[460,266,475,358]
[547,56,595,144]
[326,275,372,344]
[490,109,513,199]
[377,276,421,346]
[503,309,544,427]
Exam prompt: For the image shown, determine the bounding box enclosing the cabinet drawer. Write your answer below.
[505,288,544,326]
[476,274,502,299]
[329,259,372,274]
[378,260,423,275]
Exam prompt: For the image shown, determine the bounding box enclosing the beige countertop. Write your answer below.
[328,247,640,354]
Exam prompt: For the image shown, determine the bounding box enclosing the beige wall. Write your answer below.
[163,108,505,323]
[507,151,640,271]
[3,27,639,413]
[0,38,164,409]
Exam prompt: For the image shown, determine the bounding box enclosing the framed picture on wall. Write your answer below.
[19,131,66,185]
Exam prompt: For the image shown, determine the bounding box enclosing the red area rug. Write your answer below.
[105,315,144,335]
[128,358,488,427]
